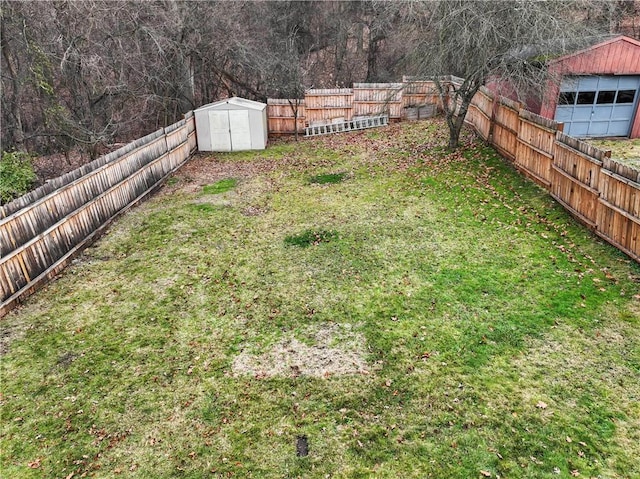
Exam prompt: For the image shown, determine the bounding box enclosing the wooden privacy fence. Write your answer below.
[0,112,197,316]
[268,77,441,135]
[465,87,640,262]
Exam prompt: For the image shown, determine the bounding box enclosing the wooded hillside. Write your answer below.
[2,0,638,164]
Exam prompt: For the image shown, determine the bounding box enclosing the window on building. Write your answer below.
[558,91,576,105]
[596,91,616,104]
[616,90,636,104]
[576,91,596,105]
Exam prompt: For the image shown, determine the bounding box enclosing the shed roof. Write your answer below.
[195,97,266,112]
[547,35,640,75]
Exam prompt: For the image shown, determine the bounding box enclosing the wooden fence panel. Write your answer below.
[514,110,559,187]
[492,98,520,160]
[468,89,493,140]
[402,79,440,109]
[266,80,448,134]
[304,89,353,125]
[597,195,640,261]
[1,114,196,316]
[0,130,166,256]
[597,159,640,261]
[0,142,141,219]
[267,99,306,134]
[550,133,604,228]
[353,83,403,118]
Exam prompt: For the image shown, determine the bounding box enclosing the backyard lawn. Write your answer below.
[588,138,640,168]
[1,119,639,478]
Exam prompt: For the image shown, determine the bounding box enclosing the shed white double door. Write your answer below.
[209,110,251,152]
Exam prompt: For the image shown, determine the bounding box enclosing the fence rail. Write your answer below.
[1,112,196,317]
[465,87,639,262]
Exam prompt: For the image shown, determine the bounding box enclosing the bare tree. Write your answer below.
[1,1,55,153]
[407,0,608,149]
[269,32,307,141]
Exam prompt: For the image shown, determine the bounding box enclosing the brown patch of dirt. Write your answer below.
[232,323,368,378]
[169,153,281,195]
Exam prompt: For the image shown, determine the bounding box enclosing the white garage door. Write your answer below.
[555,76,640,137]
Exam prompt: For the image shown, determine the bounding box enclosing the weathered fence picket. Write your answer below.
[0,112,196,316]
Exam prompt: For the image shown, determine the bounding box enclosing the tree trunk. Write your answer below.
[288,98,300,141]
[448,122,461,150]
[365,37,381,82]
[0,17,25,150]
[447,94,473,149]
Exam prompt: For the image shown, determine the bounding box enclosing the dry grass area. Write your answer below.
[588,138,640,168]
[232,323,369,379]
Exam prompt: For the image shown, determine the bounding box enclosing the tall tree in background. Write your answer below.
[407,0,608,149]
[0,1,52,152]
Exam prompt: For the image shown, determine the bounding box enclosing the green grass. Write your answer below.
[309,172,347,185]
[2,119,639,479]
[284,229,339,248]
[202,178,238,195]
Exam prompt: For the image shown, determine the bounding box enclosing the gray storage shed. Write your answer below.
[194,97,268,152]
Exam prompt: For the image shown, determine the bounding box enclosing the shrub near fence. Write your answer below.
[466,87,640,263]
[0,112,196,317]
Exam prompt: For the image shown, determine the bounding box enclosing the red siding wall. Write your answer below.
[540,36,640,138]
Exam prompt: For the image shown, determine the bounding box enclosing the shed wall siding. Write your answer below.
[194,110,212,150]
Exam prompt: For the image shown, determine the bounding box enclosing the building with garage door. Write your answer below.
[539,35,640,138]
[194,97,267,152]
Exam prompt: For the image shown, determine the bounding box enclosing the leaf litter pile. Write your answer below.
[1,119,639,479]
